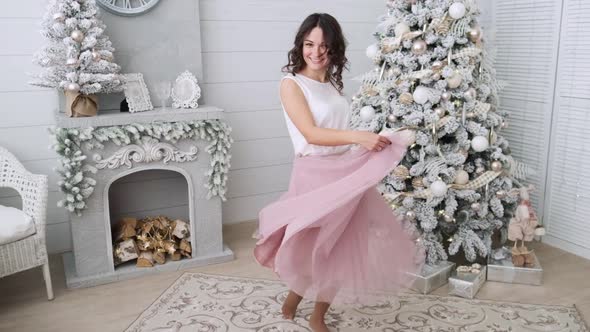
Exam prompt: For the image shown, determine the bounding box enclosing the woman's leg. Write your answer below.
[309,301,331,332]
[282,290,303,320]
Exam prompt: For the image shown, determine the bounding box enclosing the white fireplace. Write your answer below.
[56,107,234,288]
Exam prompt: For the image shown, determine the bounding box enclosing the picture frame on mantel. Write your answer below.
[171,70,201,109]
[123,73,154,113]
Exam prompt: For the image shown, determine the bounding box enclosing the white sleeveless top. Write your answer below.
[281,73,352,157]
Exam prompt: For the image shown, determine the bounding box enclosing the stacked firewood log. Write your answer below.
[112,216,191,267]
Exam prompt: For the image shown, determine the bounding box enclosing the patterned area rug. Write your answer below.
[125,272,588,332]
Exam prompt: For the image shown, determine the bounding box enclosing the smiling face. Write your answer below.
[302,27,330,72]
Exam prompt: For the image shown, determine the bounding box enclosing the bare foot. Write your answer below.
[309,315,330,332]
[281,290,303,320]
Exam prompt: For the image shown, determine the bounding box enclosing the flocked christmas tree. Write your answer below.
[31,0,122,116]
[350,0,537,265]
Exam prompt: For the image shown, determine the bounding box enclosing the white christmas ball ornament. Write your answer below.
[454,170,469,185]
[491,161,503,172]
[360,105,376,122]
[411,39,428,55]
[71,30,84,42]
[449,2,466,19]
[366,43,379,59]
[395,22,410,37]
[431,180,448,197]
[471,136,489,152]
[413,86,430,104]
[66,82,80,92]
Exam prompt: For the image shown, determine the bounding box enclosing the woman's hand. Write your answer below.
[354,131,391,151]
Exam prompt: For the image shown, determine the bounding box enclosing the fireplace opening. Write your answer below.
[107,169,192,269]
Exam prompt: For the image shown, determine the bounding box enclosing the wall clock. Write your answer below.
[97,0,161,17]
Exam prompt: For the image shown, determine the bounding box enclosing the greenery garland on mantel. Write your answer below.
[52,119,233,216]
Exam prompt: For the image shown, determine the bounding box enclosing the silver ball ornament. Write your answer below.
[464,87,477,101]
[441,91,451,101]
[491,161,503,172]
[71,30,84,42]
[387,114,397,123]
[432,61,444,71]
[467,26,482,42]
[53,13,66,22]
[92,51,101,61]
[66,82,80,92]
[66,58,79,67]
[405,210,417,221]
[411,39,428,55]
[434,107,445,117]
[471,202,481,211]
[446,72,463,89]
[360,105,376,122]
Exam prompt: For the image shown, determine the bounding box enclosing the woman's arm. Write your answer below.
[280,79,390,151]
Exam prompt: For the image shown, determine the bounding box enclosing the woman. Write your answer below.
[253,13,422,332]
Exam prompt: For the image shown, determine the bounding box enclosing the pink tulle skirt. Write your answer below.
[253,131,424,305]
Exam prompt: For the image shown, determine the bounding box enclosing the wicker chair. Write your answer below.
[0,146,53,300]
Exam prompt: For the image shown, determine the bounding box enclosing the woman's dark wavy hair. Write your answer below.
[282,13,349,94]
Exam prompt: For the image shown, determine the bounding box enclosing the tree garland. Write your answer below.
[52,119,233,216]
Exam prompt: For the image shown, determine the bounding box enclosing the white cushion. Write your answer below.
[0,205,36,246]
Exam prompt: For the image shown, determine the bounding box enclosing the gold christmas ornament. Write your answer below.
[434,107,445,117]
[399,92,414,104]
[387,114,397,123]
[393,165,410,178]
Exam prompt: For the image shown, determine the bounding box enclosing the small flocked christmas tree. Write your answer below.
[350,0,538,265]
[31,0,123,116]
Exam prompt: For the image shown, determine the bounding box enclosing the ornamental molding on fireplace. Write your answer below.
[93,136,200,169]
[56,107,234,288]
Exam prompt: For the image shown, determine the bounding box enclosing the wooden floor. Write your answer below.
[1,221,589,332]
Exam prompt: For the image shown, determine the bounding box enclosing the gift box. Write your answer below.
[449,265,487,299]
[487,247,543,285]
[408,261,455,294]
